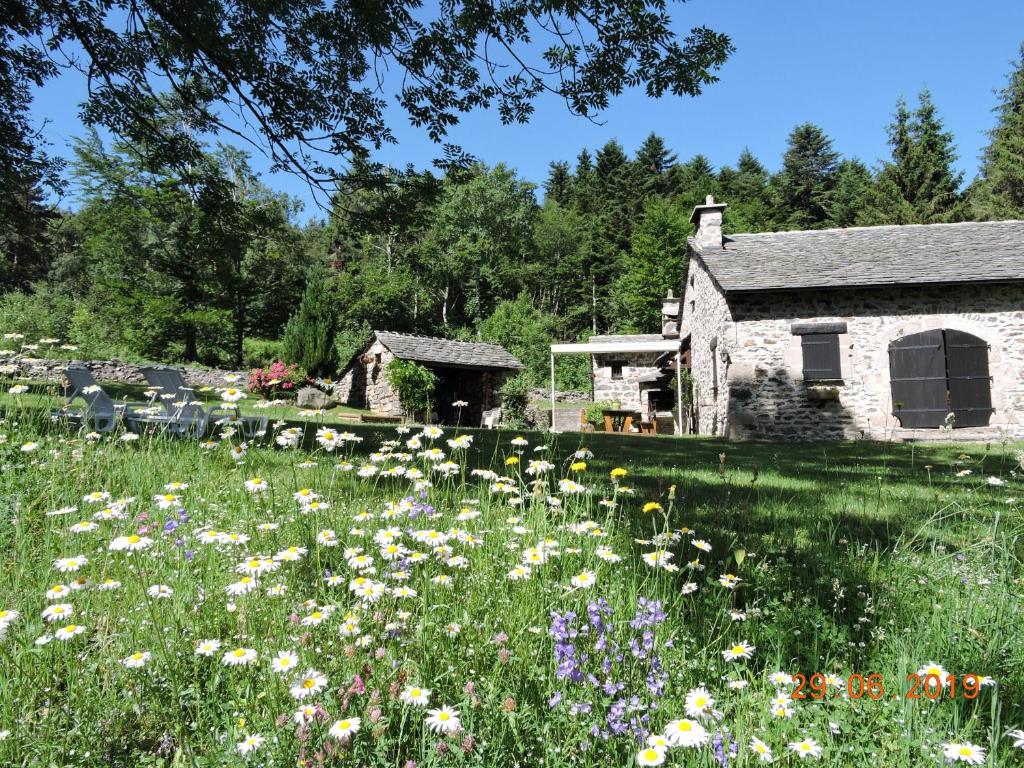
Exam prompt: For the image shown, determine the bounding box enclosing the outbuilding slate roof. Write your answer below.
[374,331,524,370]
[689,220,1024,293]
[588,334,665,344]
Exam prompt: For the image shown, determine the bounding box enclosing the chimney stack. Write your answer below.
[690,195,727,251]
[661,289,681,339]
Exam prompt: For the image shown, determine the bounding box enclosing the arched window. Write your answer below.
[889,330,993,428]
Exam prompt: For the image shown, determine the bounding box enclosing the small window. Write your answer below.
[609,360,626,380]
[801,334,842,381]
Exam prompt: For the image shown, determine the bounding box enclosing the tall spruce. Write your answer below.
[718,148,774,232]
[973,45,1024,219]
[828,159,873,228]
[572,149,598,214]
[632,133,680,198]
[677,155,719,211]
[282,264,339,377]
[543,161,574,207]
[775,123,840,229]
[589,140,635,331]
[864,91,965,224]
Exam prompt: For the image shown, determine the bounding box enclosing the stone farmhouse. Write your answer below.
[679,197,1024,440]
[559,198,1024,440]
[334,331,523,425]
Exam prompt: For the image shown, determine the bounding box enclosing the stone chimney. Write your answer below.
[689,195,727,251]
[661,289,681,339]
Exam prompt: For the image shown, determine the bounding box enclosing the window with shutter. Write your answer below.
[801,333,842,381]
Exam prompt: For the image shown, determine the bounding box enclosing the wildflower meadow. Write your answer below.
[0,391,1022,766]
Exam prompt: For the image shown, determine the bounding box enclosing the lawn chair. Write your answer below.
[62,365,166,433]
[139,366,267,438]
[481,407,502,429]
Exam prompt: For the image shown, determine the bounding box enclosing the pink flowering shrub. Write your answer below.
[247,360,304,398]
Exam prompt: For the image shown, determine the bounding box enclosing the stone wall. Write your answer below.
[527,388,590,404]
[680,266,1024,440]
[3,356,246,389]
[680,257,733,435]
[592,352,662,412]
[550,407,588,432]
[334,347,403,415]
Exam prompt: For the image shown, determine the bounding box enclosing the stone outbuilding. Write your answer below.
[333,331,523,424]
[550,306,688,434]
[680,197,1024,440]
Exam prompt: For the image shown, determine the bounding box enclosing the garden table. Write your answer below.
[601,408,640,433]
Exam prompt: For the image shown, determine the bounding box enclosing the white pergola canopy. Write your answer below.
[548,338,685,435]
[550,339,681,355]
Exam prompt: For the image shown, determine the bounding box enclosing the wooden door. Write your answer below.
[889,330,949,428]
[944,329,993,427]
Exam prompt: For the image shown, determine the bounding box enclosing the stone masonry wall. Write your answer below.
[680,257,733,435]
[729,283,1024,440]
[4,356,246,388]
[681,269,1024,440]
[592,352,662,412]
[334,347,403,415]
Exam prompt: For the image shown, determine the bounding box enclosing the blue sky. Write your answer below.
[30,0,1024,219]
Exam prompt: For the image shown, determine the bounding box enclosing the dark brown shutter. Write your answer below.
[802,334,841,380]
[889,330,948,428]
[944,329,992,427]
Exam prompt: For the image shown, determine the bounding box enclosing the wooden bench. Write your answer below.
[360,413,403,424]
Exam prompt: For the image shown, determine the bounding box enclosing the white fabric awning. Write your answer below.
[550,340,680,356]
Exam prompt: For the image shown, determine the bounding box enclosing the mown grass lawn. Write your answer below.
[0,404,1022,767]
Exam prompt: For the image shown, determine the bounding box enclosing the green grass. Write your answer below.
[0,398,1022,766]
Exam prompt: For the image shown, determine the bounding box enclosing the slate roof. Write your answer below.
[689,220,1024,293]
[373,331,524,370]
[588,334,665,344]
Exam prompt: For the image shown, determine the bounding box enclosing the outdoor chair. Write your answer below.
[139,366,268,438]
[61,365,167,433]
[481,406,502,429]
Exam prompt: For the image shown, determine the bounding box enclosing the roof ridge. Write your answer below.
[373,330,506,347]
[726,219,1024,239]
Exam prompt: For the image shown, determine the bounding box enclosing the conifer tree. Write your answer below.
[543,161,574,207]
[572,149,597,214]
[718,148,774,232]
[589,140,635,331]
[775,123,840,229]
[828,159,873,228]
[862,91,965,224]
[677,155,720,223]
[972,45,1024,219]
[632,133,679,198]
[282,264,339,377]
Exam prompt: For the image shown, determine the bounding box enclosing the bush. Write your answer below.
[248,360,305,398]
[500,374,530,427]
[243,338,285,369]
[0,287,75,348]
[585,400,617,428]
[385,358,437,420]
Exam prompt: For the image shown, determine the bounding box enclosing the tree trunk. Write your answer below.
[184,322,198,362]
[234,291,245,369]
